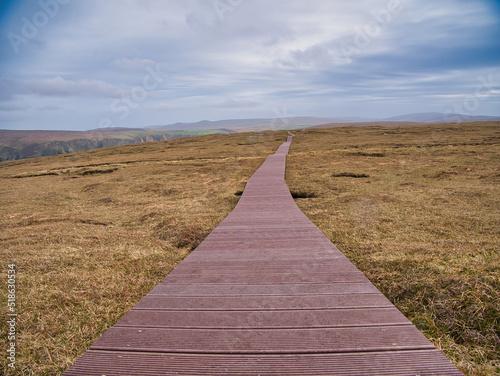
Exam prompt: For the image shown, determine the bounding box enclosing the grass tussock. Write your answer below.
[154,219,209,250]
[352,151,386,157]
[0,131,284,375]
[332,172,370,178]
[290,190,318,199]
[286,122,500,375]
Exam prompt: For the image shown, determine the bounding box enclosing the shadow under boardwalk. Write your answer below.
[64,136,463,375]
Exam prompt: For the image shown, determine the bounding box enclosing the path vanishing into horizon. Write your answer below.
[64,134,462,375]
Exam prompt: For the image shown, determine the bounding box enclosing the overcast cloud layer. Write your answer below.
[0,0,499,130]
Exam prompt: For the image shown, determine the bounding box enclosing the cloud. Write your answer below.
[0,102,29,112]
[0,0,499,130]
[0,77,125,99]
[111,58,158,72]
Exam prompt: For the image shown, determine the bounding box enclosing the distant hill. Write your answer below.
[149,113,500,131]
[147,117,375,131]
[2,112,499,161]
[0,128,231,161]
[383,112,500,123]
[0,117,374,161]
[310,121,424,128]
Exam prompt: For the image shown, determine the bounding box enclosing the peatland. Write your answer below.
[0,122,498,375]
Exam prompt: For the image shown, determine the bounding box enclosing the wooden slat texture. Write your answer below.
[64,135,462,375]
[90,326,434,354]
[64,350,462,376]
[115,307,410,329]
[133,293,394,311]
[148,282,383,296]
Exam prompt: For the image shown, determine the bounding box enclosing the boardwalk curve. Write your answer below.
[64,135,462,375]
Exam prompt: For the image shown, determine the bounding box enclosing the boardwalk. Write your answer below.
[64,136,462,375]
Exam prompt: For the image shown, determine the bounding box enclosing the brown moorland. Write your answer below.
[0,122,498,375]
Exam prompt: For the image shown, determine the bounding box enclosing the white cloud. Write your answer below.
[0,0,499,130]
[1,77,125,99]
[111,58,159,72]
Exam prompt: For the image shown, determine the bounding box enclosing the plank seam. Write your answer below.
[129,307,396,311]
[88,346,438,355]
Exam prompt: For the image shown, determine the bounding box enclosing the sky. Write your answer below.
[0,0,499,131]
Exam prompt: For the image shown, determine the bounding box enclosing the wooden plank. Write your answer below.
[149,282,381,295]
[165,271,369,284]
[205,229,327,240]
[132,293,394,311]
[170,259,359,271]
[191,241,342,255]
[64,350,463,376]
[90,325,434,354]
[115,307,411,329]
[168,263,363,277]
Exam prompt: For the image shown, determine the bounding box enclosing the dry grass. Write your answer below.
[1,122,498,375]
[0,131,284,375]
[286,122,500,375]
